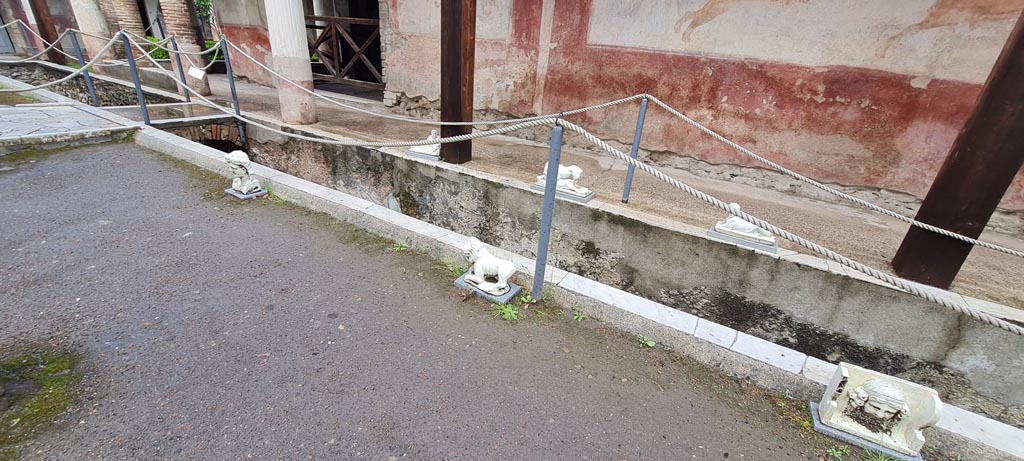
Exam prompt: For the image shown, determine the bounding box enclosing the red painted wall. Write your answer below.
[539,0,1023,210]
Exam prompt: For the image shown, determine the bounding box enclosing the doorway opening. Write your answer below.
[305,0,383,101]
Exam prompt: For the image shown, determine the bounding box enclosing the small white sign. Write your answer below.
[187,66,206,80]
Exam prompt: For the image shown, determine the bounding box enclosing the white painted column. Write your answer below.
[264,0,317,124]
[68,0,113,60]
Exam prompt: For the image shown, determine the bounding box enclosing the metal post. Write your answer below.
[121,32,150,125]
[68,32,99,107]
[532,125,564,298]
[220,37,247,145]
[170,37,191,102]
[621,97,649,203]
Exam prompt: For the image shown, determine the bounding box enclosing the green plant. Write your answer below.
[145,36,169,60]
[573,312,585,322]
[518,293,536,305]
[194,0,214,20]
[637,335,656,349]
[825,445,849,461]
[441,259,466,277]
[491,303,519,322]
[203,40,224,61]
[542,287,553,302]
[392,242,409,252]
[863,452,894,461]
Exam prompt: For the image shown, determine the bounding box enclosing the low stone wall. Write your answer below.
[242,123,1023,429]
[0,63,176,107]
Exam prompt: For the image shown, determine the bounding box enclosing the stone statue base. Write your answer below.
[454,273,521,304]
[224,187,268,201]
[529,184,596,203]
[405,149,440,161]
[707,226,778,254]
[809,402,922,461]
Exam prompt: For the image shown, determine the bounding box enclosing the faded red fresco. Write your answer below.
[537,0,1024,210]
[218,25,274,86]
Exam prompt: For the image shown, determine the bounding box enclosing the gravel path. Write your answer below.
[0,144,843,460]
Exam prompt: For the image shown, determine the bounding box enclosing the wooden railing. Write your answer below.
[305,15,383,89]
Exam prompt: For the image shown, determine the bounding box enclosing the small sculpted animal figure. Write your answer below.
[537,163,591,196]
[225,150,262,194]
[463,237,516,295]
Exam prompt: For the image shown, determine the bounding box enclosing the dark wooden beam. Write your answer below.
[440,0,475,164]
[26,0,66,65]
[891,12,1024,289]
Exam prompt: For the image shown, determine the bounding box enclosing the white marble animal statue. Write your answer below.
[409,129,441,156]
[463,237,516,295]
[537,163,591,196]
[714,203,775,245]
[225,150,262,194]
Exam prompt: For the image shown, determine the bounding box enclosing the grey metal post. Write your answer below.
[532,124,564,298]
[68,31,98,106]
[120,32,150,125]
[621,96,648,203]
[170,37,191,102]
[220,37,247,145]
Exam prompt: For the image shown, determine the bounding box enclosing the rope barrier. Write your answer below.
[643,95,1024,259]
[121,33,1024,335]
[554,119,1024,336]
[0,29,72,63]
[0,31,1017,333]
[0,32,122,93]
[226,34,1024,259]
[226,40,644,126]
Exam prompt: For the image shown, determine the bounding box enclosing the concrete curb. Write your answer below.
[133,126,1024,460]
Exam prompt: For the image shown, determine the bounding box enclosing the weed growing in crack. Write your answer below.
[637,336,656,349]
[825,445,849,461]
[491,303,519,322]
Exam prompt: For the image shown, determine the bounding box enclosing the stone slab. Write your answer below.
[454,273,522,304]
[730,332,806,374]
[529,183,596,203]
[801,356,838,386]
[404,149,440,161]
[694,319,738,348]
[224,188,268,200]
[810,402,923,461]
[707,227,778,254]
[558,273,698,334]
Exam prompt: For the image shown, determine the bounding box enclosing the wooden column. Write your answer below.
[891,12,1024,289]
[27,0,67,65]
[440,0,475,164]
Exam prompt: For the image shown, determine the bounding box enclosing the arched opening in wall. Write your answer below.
[305,0,384,102]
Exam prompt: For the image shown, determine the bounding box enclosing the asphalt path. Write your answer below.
[0,144,843,460]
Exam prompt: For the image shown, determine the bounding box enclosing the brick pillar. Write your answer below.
[264,0,317,124]
[109,0,146,37]
[159,0,212,95]
[68,0,114,60]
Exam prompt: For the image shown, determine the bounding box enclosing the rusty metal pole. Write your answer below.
[440,0,475,164]
[26,0,67,65]
[891,12,1024,289]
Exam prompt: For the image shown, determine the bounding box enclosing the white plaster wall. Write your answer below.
[588,0,1022,84]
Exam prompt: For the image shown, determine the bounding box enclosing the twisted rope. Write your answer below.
[555,119,1024,336]
[0,29,72,63]
[0,32,122,93]
[125,34,1023,335]
[226,40,644,126]
[644,95,1024,259]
